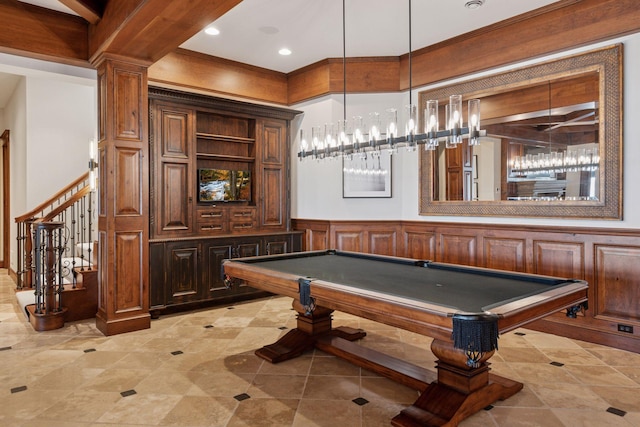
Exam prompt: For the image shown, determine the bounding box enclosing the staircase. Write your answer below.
[15,173,98,331]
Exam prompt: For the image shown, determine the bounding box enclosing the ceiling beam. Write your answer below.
[58,0,104,24]
[89,0,242,64]
[0,0,88,66]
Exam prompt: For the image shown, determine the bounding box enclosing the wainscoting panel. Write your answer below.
[402,226,436,261]
[291,219,640,353]
[438,232,477,266]
[292,219,329,251]
[595,245,640,323]
[333,230,364,253]
[483,237,526,272]
[368,229,398,256]
[532,240,585,279]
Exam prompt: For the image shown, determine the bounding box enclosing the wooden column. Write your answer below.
[93,54,150,335]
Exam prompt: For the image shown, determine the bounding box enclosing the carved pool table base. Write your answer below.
[391,373,523,427]
[254,301,524,427]
[255,326,366,363]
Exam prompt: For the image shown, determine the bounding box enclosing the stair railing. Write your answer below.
[15,172,96,290]
[32,221,66,316]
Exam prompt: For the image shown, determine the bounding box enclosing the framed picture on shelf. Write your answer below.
[343,151,392,198]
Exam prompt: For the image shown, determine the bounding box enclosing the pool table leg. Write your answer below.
[254,301,366,363]
[391,339,523,427]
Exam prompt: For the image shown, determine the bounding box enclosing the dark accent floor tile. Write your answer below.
[84,348,96,353]
[352,397,369,406]
[171,350,184,356]
[120,389,137,397]
[550,361,564,367]
[606,407,626,417]
[234,393,250,401]
[11,386,27,393]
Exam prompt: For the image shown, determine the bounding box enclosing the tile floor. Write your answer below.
[1,268,639,427]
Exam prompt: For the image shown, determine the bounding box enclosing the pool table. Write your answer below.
[222,250,588,426]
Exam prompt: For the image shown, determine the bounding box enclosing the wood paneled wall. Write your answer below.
[292,219,640,353]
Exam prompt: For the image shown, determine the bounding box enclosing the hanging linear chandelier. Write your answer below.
[298,0,485,161]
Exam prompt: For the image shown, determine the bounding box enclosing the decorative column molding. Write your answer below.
[93,53,150,335]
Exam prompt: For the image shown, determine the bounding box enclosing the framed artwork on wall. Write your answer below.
[343,151,392,198]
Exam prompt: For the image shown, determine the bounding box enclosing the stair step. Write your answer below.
[61,268,98,322]
[26,304,67,331]
[17,268,99,329]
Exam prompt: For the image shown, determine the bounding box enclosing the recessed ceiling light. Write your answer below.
[465,0,485,9]
[279,48,292,56]
[259,26,279,35]
[204,26,220,36]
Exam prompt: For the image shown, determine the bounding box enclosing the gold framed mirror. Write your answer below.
[419,45,622,219]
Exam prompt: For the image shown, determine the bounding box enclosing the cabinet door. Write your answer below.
[165,241,200,305]
[202,243,234,299]
[256,118,287,230]
[150,101,195,238]
[263,235,291,255]
[149,242,165,308]
[233,239,262,296]
[236,241,260,258]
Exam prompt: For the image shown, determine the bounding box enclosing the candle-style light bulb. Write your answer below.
[468,98,481,146]
[424,99,439,150]
[405,104,418,151]
[299,129,308,160]
[449,95,462,144]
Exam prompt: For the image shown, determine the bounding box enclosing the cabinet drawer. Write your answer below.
[197,207,227,233]
[198,208,225,220]
[229,220,257,232]
[197,219,226,232]
[229,207,256,220]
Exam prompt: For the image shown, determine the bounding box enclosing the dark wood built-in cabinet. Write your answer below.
[149,232,301,310]
[149,88,302,313]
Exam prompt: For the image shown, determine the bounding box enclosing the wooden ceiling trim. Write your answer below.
[286,60,332,104]
[0,1,88,65]
[149,49,288,105]
[401,0,640,91]
[287,57,400,105]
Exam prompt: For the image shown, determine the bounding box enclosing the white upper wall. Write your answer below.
[292,34,640,229]
[25,77,96,209]
[5,77,27,272]
[291,92,407,220]
[0,54,97,272]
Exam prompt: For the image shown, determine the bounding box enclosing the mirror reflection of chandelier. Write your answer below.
[298,0,485,161]
[343,154,389,177]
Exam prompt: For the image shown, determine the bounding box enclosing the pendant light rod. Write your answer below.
[408,0,412,106]
[342,0,347,121]
[297,0,484,161]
